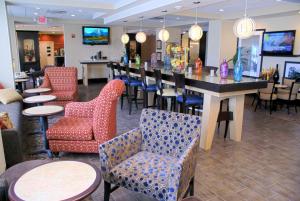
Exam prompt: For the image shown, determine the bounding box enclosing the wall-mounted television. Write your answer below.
[82,26,110,45]
[262,30,296,56]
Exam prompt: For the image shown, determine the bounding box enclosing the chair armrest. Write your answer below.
[176,136,200,199]
[65,100,96,118]
[99,128,142,182]
[39,74,51,89]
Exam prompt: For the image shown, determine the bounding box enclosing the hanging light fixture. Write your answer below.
[136,16,147,43]
[188,1,203,41]
[158,10,169,42]
[121,20,129,44]
[233,0,256,39]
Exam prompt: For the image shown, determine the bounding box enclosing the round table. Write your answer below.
[15,78,29,93]
[24,88,51,94]
[8,161,101,201]
[23,95,56,105]
[23,105,64,157]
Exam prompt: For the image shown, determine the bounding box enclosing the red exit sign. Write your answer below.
[37,16,47,24]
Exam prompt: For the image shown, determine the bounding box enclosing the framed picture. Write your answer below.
[23,39,36,63]
[283,61,300,80]
[156,40,162,50]
[237,29,265,78]
[156,52,162,61]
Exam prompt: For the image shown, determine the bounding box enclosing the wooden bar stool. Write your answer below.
[140,68,157,108]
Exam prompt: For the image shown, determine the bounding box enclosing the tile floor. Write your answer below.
[23,83,300,201]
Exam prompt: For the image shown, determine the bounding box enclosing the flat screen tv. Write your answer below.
[262,30,295,56]
[82,26,110,45]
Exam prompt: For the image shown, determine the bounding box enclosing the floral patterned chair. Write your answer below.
[40,67,78,106]
[99,108,201,201]
[46,79,125,154]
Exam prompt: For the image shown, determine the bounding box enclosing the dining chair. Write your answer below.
[140,68,157,108]
[277,81,300,114]
[254,82,277,114]
[154,69,177,111]
[173,72,203,114]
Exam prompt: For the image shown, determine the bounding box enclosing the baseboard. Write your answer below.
[78,78,108,85]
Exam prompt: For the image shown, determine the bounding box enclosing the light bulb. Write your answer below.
[233,17,256,39]
[121,33,129,44]
[188,24,203,41]
[135,31,147,43]
[158,28,170,42]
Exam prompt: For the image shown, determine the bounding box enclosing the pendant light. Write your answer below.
[136,16,147,43]
[121,20,129,44]
[188,1,203,41]
[233,0,256,39]
[158,10,170,42]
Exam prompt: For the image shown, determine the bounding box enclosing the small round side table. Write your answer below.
[8,161,101,201]
[23,95,56,105]
[24,88,51,94]
[15,78,29,93]
[23,105,64,157]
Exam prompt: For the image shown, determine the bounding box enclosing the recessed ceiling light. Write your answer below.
[78,9,82,12]
[71,14,75,17]
[175,5,182,10]
[34,12,38,15]
[276,0,281,1]
[160,20,163,23]
[219,9,224,12]
[176,17,180,20]
[183,31,186,34]
[36,7,40,10]
[298,11,300,14]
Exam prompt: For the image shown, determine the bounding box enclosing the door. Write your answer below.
[39,41,55,69]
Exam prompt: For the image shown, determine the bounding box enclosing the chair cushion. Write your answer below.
[110,151,178,201]
[50,91,76,101]
[277,93,296,101]
[0,89,23,104]
[157,88,180,97]
[177,95,203,105]
[144,84,157,92]
[47,117,93,141]
[259,93,277,100]
[277,88,290,94]
[124,79,142,87]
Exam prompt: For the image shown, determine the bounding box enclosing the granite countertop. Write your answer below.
[80,60,110,64]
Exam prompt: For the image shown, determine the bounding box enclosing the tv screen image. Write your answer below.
[82,27,110,45]
[262,31,295,55]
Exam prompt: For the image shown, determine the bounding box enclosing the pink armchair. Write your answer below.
[46,79,125,154]
[40,67,78,106]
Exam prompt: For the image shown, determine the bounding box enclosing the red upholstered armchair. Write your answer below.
[40,67,78,106]
[46,80,125,154]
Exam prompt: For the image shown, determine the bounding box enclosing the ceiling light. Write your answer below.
[121,21,129,44]
[36,7,40,10]
[189,2,203,41]
[276,0,282,2]
[176,17,180,20]
[136,17,146,43]
[298,11,300,14]
[158,10,169,42]
[71,14,75,17]
[34,12,38,15]
[175,5,182,10]
[160,20,163,23]
[219,9,224,12]
[233,0,256,39]
[78,9,82,12]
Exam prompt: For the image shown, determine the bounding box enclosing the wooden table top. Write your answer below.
[15,78,29,83]
[24,88,51,94]
[275,84,288,89]
[23,95,57,104]
[23,105,64,117]
[109,64,267,93]
[8,161,101,201]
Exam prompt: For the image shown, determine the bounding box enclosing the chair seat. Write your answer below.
[124,79,142,87]
[177,95,203,106]
[277,92,296,101]
[47,117,93,141]
[157,88,180,97]
[115,75,128,80]
[260,93,277,101]
[50,91,76,101]
[144,84,157,92]
[110,151,178,201]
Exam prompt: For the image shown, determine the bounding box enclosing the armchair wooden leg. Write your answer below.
[104,181,111,201]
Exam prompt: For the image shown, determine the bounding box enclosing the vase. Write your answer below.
[135,54,141,68]
[220,59,229,79]
[234,50,243,82]
[273,64,280,84]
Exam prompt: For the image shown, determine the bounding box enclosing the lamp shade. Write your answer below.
[135,31,147,43]
[188,24,203,41]
[121,33,129,44]
[233,17,256,39]
[158,28,170,42]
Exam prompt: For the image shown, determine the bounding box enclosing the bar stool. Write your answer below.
[123,65,143,115]
[173,72,203,114]
[140,68,157,108]
[154,69,177,111]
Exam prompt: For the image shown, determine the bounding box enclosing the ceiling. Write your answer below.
[6,0,300,31]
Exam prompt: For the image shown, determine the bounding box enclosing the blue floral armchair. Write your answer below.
[99,109,201,201]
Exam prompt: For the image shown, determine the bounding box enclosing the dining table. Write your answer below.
[108,64,268,151]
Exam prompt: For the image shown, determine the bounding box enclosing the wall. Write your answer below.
[0,1,15,88]
[141,34,156,61]
[64,24,124,79]
[39,34,64,52]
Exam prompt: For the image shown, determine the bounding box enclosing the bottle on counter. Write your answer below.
[233,49,243,82]
[273,64,280,84]
[195,58,202,75]
[135,54,141,68]
[220,59,229,79]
